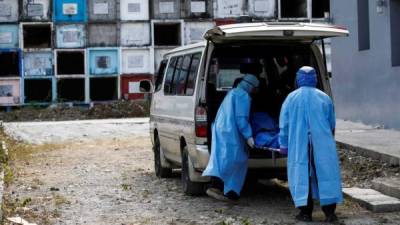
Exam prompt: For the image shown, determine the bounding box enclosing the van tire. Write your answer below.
[181,146,204,195]
[154,135,172,178]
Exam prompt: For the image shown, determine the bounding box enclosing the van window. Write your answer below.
[208,45,320,92]
[171,56,183,94]
[176,55,192,95]
[185,53,201,95]
[164,57,177,94]
[155,59,167,92]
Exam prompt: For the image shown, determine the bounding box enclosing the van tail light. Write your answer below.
[195,106,208,138]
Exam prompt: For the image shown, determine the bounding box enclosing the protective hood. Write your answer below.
[238,74,260,93]
[296,66,317,88]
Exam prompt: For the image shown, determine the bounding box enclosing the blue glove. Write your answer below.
[279,147,288,155]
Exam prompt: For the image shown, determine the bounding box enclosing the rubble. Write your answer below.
[0,100,150,122]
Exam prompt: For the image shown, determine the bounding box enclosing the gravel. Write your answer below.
[1,119,400,225]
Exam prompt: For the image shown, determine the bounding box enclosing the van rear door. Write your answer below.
[204,23,349,43]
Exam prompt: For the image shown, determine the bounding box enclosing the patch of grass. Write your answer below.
[3,164,14,185]
[53,194,71,206]
[241,218,252,225]
[121,183,130,191]
[21,197,32,207]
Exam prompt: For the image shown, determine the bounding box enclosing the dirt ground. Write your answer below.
[1,120,400,225]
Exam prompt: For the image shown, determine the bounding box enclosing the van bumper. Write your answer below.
[188,144,287,171]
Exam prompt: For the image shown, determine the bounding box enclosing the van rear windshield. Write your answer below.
[207,44,321,91]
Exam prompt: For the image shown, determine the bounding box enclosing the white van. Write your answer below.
[150,23,348,195]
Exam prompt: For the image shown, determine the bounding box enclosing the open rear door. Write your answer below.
[204,23,349,43]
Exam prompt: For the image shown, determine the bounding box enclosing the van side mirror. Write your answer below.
[328,72,332,78]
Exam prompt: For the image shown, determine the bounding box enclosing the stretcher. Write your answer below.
[253,146,281,166]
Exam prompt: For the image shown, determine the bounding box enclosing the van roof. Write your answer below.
[205,22,349,43]
[164,42,207,57]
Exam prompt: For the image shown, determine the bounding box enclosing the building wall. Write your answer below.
[0,0,332,104]
[331,0,400,129]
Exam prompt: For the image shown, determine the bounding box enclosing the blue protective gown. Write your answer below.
[279,69,343,207]
[202,78,256,196]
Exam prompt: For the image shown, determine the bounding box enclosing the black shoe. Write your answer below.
[225,190,240,201]
[295,213,312,222]
[325,214,338,223]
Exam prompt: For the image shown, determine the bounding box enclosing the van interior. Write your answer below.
[205,43,322,157]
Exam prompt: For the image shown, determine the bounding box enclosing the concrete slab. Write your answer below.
[372,177,400,199]
[343,188,400,213]
[336,119,400,166]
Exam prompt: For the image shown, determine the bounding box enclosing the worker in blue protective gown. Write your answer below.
[279,66,343,223]
[203,74,259,202]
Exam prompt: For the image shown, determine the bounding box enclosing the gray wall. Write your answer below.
[331,0,400,129]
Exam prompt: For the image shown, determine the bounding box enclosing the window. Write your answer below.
[163,57,177,94]
[171,56,183,94]
[357,0,370,51]
[391,0,400,66]
[175,55,191,95]
[155,59,167,92]
[185,53,201,96]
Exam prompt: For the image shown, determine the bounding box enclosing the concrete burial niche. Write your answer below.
[280,0,307,18]
[0,78,21,105]
[90,77,118,101]
[88,48,119,75]
[88,0,118,22]
[181,0,213,18]
[55,24,86,48]
[215,0,245,18]
[151,0,181,19]
[24,78,53,103]
[21,0,51,21]
[23,51,53,77]
[184,21,214,44]
[312,0,330,18]
[53,0,87,23]
[0,0,19,22]
[120,0,149,21]
[22,23,52,49]
[57,78,85,102]
[88,23,118,47]
[120,22,150,47]
[248,0,276,18]
[120,74,152,100]
[0,25,19,49]
[152,21,183,46]
[0,49,22,77]
[56,50,85,76]
[121,48,151,74]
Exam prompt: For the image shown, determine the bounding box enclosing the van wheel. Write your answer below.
[181,146,204,195]
[154,136,172,178]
